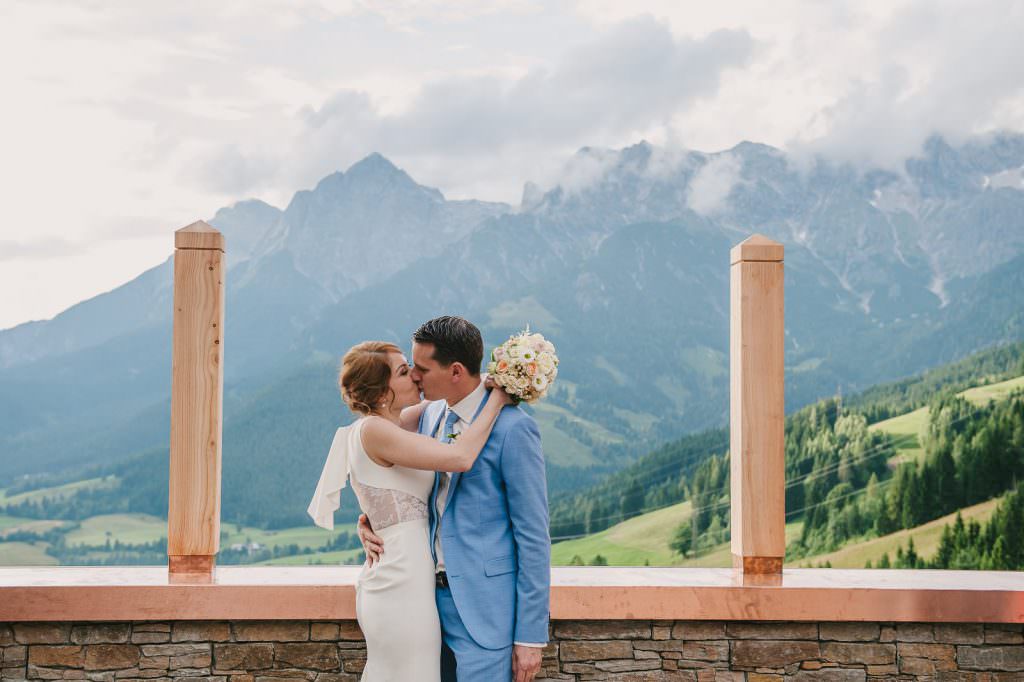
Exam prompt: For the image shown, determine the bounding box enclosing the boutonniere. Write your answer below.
[446,432,461,441]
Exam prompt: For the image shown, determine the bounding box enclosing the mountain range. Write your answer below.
[2,133,1023,527]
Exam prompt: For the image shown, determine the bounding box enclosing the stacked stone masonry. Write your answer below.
[0,620,1021,681]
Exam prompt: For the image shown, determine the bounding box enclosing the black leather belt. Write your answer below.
[435,571,449,588]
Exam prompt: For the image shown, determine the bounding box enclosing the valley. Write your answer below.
[2,346,1019,569]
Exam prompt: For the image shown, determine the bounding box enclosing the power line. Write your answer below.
[551,432,900,538]
[568,436,730,493]
[784,477,895,520]
[551,405,990,543]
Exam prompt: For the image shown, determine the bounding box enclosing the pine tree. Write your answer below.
[669,521,693,558]
[933,445,959,514]
[905,537,919,568]
[934,523,954,569]
[1000,487,1024,568]
[987,537,1009,570]
[620,477,644,520]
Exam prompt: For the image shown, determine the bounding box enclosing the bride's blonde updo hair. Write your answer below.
[339,341,403,416]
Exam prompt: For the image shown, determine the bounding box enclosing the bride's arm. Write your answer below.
[398,400,429,432]
[361,388,512,472]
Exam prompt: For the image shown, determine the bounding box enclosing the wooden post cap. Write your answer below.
[175,220,225,251]
[730,234,783,265]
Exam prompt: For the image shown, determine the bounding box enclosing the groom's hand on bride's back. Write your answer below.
[357,513,384,565]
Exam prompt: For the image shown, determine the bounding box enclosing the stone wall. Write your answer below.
[1,620,1021,681]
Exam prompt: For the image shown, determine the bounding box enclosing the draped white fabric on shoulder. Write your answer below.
[308,418,440,681]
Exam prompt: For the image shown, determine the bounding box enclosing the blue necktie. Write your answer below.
[442,409,460,444]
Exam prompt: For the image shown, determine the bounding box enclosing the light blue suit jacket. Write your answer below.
[420,395,550,650]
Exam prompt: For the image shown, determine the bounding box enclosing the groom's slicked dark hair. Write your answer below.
[413,316,483,376]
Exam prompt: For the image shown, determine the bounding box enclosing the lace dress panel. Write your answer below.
[350,473,429,531]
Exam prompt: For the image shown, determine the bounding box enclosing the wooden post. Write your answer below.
[168,220,225,580]
[730,234,785,575]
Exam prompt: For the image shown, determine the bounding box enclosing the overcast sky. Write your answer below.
[2,0,1023,330]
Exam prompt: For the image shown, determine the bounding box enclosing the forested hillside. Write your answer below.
[550,342,1024,570]
[881,482,1024,570]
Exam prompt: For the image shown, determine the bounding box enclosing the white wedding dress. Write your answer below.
[308,418,441,681]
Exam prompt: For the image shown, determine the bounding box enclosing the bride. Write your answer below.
[308,341,512,681]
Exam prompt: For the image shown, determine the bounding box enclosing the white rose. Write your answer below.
[538,355,555,373]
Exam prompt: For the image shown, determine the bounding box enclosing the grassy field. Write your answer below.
[0,476,118,506]
[869,407,928,465]
[869,373,1024,466]
[64,514,168,545]
[0,518,70,538]
[551,501,692,566]
[687,522,804,568]
[222,523,357,549]
[795,496,1002,568]
[960,374,1024,405]
[551,502,805,568]
[55,512,357,549]
[255,548,364,566]
[0,541,59,565]
[0,504,359,564]
[0,514,34,531]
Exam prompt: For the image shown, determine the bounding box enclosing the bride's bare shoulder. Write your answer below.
[358,416,397,467]
[360,415,394,437]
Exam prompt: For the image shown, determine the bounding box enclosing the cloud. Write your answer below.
[0,238,81,262]
[6,0,1024,329]
[552,147,621,195]
[789,0,1024,169]
[687,152,743,215]
[193,15,754,201]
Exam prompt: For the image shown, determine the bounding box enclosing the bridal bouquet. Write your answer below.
[487,328,559,403]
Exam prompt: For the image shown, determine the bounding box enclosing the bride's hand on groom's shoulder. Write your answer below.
[485,376,515,406]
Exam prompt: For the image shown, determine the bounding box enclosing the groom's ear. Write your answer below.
[449,361,467,382]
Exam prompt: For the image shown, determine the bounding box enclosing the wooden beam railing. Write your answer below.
[168,220,225,581]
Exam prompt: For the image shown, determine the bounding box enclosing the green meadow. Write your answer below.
[796,496,1002,568]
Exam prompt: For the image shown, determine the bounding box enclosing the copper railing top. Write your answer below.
[2,566,1022,623]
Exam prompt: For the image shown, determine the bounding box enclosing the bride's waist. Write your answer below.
[362,519,432,568]
[374,516,429,540]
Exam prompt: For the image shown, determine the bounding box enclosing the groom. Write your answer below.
[358,315,550,682]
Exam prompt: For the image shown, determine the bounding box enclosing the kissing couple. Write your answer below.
[309,316,551,682]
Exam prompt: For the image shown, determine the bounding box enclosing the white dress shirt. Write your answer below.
[434,380,486,572]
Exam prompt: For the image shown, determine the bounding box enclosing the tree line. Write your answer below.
[875,480,1024,570]
[790,391,1024,558]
